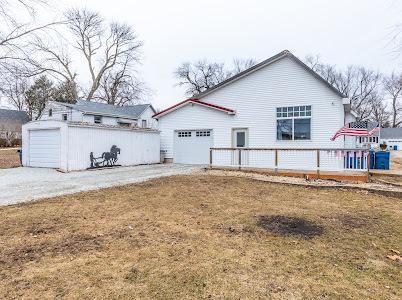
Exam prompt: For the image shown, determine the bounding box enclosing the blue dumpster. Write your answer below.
[375,151,390,170]
[17,149,22,165]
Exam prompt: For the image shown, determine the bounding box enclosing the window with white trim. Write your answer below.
[196,130,211,137]
[48,109,53,117]
[276,106,311,140]
[62,114,68,121]
[178,131,192,137]
[142,120,147,127]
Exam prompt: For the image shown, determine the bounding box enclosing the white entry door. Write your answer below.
[232,128,249,165]
[173,130,213,164]
[29,129,61,168]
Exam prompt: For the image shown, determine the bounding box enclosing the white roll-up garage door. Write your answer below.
[173,130,213,164]
[29,129,61,168]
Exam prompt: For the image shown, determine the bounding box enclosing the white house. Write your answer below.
[154,50,357,167]
[41,100,157,129]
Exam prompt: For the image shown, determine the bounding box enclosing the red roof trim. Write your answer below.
[152,98,235,118]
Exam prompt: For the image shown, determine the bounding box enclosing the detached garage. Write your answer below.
[22,120,160,172]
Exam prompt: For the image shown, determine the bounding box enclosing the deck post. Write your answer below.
[275,149,278,173]
[316,149,320,179]
[209,148,212,168]
[238,149,242,170]
[366,151,370,182]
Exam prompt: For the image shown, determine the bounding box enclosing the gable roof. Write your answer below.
[380,128,402,139]
[196,50,347,99]
[152,98,235,119]
[59,100,155,120]
[0,109,30,124]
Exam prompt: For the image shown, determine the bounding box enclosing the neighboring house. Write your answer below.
[0,109,30,146]
[40,100,157,129]
[154,50,356,165]
[379,128,402,150]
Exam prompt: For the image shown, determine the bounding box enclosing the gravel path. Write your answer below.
[0,164,201,206]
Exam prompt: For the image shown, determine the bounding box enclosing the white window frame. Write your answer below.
[142,119,147,127]
[62,114,68,121]
[48,109,53,117]
[276,105,312,141]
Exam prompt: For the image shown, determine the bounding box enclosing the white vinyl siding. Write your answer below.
[158,56,345,160]
[22,120,160,171]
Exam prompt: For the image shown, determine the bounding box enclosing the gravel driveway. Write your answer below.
[0,164,201,206]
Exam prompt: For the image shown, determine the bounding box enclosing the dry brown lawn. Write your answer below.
[0,148,20,169]
[0,175,401,299]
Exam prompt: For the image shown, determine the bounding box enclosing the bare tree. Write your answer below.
[383,72,402,127]
[369,93,390,127]
[27,37,79,100]
[0,72,29,110]
[305,55,382,120]
[65,8,143,101]
[97,58,146,106]
[231,58,258,74]
[0,0,57,69]
[175,58,256,97]
[175,60,227,96]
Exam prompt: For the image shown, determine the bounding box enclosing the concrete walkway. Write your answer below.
[0,164,201,206]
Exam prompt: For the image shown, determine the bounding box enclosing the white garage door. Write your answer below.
[174,130,213,164]
[29,129,61,168]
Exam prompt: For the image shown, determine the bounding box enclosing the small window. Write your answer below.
[62,114,68,121]
[142,120,147,128]
[94,115,102,124]
[196,131,211,137]
[48,109,53,117]
[178,131,192,137]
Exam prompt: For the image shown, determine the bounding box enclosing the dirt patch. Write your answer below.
[257,215,324,239]
[2,234,104,266]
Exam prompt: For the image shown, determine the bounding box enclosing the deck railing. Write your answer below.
[209,148,370,177]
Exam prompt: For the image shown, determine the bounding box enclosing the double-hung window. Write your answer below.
[277,105,311,140]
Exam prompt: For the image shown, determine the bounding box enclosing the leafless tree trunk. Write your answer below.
[383,72,402,127]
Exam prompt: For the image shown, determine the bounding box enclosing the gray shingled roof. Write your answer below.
[62,100,154,119]
[380,128,402,139]
[196,50,347,99]
[0,109,30,124]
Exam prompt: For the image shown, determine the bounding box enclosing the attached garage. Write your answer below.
[173,130,213,164]
[22,120,160,172]
[28,129,61,168]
